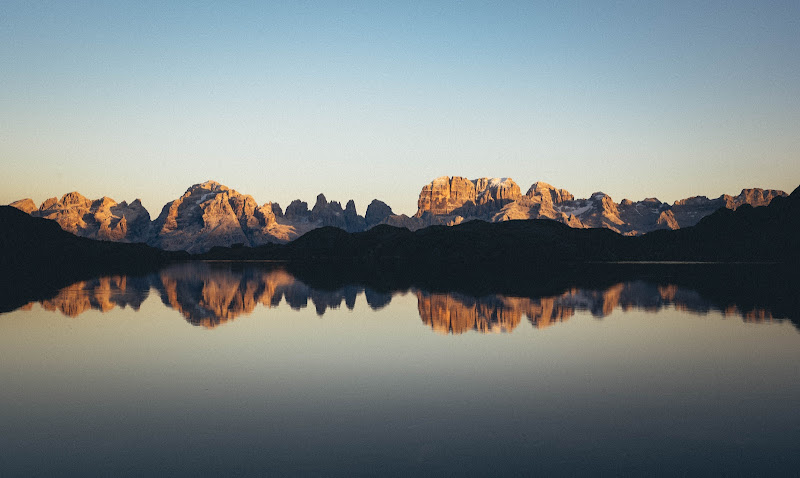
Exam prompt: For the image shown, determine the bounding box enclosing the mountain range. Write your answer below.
[201,182,800,265]
[8,177,787,252]
[3,184,798,315]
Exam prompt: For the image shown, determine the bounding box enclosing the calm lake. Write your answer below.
[1,262,799,476]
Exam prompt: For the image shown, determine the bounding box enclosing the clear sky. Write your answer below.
[2,1,798,216]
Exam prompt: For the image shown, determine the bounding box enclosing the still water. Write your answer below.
[1,262,799,476]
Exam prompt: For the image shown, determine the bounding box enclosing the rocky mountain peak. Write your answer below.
[9,198,36,214]
[673,196,710,207]
[9,178,790,252]
[192,180,227,192]
[726,188,786,210]
[307,193,367,232]
[150,181,279,252]
[39,197,58,211]
[10,191,151,243]
[526,182,574,204]
[415,176,522,217]
[312,193,328,213]
[285,200,310,219]
[60,192,91,208]
[94,196,117,209]
[366,199,393,226]
[413,175,790,236]
[9,180,393,251]
[475,177,521,204]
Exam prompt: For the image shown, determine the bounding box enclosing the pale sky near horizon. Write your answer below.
[2,1,798,216]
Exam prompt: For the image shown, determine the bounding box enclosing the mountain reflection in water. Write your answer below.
[19,262,796,333]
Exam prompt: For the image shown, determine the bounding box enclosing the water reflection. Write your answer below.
[418,282,791,334]
[16,262,796,333]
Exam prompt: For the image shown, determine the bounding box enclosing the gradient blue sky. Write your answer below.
[2,1,798,215]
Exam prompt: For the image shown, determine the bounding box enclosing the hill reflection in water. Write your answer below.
[19,262,797,333]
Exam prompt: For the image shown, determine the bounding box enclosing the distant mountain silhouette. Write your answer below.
[630,184,800,262]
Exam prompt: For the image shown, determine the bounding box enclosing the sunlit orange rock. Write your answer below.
[11,193,151,243]
[412,177,787,236]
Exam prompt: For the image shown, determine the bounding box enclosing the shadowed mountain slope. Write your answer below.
[0,206,183,312]
[8,179,787,252]
[201,184,800,266]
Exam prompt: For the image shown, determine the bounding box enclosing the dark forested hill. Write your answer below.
[200,184,799,266]
[0,206,184,312]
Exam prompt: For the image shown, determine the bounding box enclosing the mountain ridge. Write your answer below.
[2,185,797,313]
[9,177,789,252]
[201,183,800,265]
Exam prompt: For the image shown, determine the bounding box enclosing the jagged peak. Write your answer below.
[188,180,229,193]
[9,198,37,214]
[59,191,89,206]
[39,197,58,210]
[735,187,786,198]
[93,196,118,208]
[475,177,513,187]
[365,199,394,226]
[525,181,574,204]
[368,198,392,208]
[424,175,518,190]
[673,195,710,206]
[530,181,555,190]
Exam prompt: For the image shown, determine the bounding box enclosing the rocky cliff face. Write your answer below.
[408,177,787,236]
[365,199,394,226]
[11,180,392,253]
[526,181,574,204]
[415,176,522,218]
[308,194,367,232]
[8,178,788,251]
[11,193,152,242]
[150,181,277,252]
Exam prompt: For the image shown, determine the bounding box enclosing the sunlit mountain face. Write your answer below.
[19,263,797,333]
[9,179,790,253]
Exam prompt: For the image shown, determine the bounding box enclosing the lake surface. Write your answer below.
[1,262,799,476]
